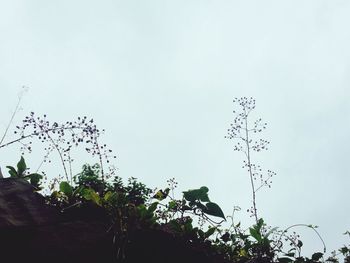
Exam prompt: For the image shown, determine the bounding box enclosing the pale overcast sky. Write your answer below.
[1,0,350,257]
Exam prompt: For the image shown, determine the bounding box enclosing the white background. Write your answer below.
[1,0,349,257]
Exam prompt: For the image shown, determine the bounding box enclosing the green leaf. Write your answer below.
[221,232,230,242]
[278,257,293,263]
[239,248,247,257]
[6,166,18,178]
[204,202,226,220]
[249,227,262,242]
[340,246,350,255]
[106,191,117,200]
[195,201,207,211]
[204,227,216,239]
[147,202,159,214]
[29,173,43,188]
[103,191,113,201]
[311,252,323,261]
[168,200,177,210]
[297,240,303,248]
[137,204,147,218]
[169,219,182,233]
[261,236,270,246]
[198,229,205,239]
[16,156,27,177]
[143,204,158,221]
[183,186,210,202]
[82,188,101,206]
[256,218,264,231]
[294,257,305,263]
[184,219,193,232]
[51,190,63,199]
[103,191,117,204]
[153,188,170,201]
[59,181,73,197]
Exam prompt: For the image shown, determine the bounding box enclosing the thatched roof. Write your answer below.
[0,178,59,228]
[0,178,114,263]
[0,178,229,263]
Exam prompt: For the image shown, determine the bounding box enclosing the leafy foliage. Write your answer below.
[1,107,348,263]
[4,156,348,263]
[6,156,43,189]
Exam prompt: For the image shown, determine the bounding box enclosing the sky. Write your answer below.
[1,0,350,257]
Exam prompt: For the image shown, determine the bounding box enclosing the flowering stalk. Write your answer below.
[226,97,275,223]
[0,112,116,182]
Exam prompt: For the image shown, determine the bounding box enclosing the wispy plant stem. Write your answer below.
[1,112,116,182]
[226,97,274,223]
[244,107,258,223]
[95,137,105,182]
[0,87,27,147]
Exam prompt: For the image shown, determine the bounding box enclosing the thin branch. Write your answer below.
[0,87,27,146]
[244,106,258,224]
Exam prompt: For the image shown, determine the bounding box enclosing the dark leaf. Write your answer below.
[204,227,216,239]
[278,257,293,263]
[169,219,182,233]
[249,227,262,242]
[204,202,226,220]
[16,156,27,177]
[183,186,210,202]
[147,202,159,214]
[153,188,169,201]
[59,181,73,198]
[311,252,323,261]
[221,232,230,242]
[168,200,177,210]
[6,166,18,178]
[297,240,303,248]
[29,173,43,188]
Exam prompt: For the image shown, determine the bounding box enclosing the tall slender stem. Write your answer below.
[95,137,105,182]
[244,107,258,223]
[227,98,274,225]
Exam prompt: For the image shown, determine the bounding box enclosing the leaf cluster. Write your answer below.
[6,156,43,189]
[3,157,349,263]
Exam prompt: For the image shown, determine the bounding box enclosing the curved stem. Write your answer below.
[273,224,326,254]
